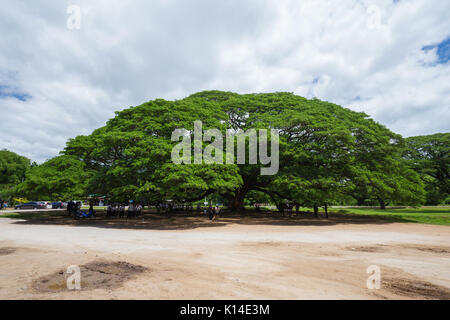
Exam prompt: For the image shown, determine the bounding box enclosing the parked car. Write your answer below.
[52,202,67,209]
[41,201,53,208]
[15,202,47,210]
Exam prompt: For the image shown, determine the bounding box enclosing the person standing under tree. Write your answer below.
[67,200,73,216]
[106,203,112,217]
[127,202,135,218]
[119,204,125,218]
[136,203,143,216]
[212,205,220,222]
[88,201,95,217]
[208,205,214,221]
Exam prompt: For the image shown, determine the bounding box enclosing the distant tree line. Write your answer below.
[403,133,449,205]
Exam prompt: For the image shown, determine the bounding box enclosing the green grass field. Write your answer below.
[336,207,450,226]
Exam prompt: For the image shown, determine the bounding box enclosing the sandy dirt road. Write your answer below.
[0,214,449,300]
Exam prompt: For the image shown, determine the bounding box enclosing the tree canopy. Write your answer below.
[16,155,94,201]
[0,149,30,200]
[404,133,449,205]
[57,90,426,210]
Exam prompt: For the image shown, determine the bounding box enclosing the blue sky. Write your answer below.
[423,37,450,64]
[0,0,449,163]
[0,85,31,102]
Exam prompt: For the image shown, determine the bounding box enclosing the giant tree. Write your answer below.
[63,91,425,211]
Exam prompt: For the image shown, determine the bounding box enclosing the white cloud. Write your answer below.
[0,0,449,162]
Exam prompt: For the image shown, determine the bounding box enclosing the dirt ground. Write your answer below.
[0,212,449,300]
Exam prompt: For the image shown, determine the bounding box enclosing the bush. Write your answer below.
[442,196,450,205]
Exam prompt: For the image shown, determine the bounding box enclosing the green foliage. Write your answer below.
[64,96,240,203]
[0,149,31,200]
[404,133,449,205]
[444,196,450,205]
[62,91,426,209]
[16,155,93,200]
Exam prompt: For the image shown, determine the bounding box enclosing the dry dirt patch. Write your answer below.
[384,278,450,300]
[401,245,450,255]
[347,244,450,255]
[241,241,283,248]
[0,247,17,256]
[33,260,148,293]
[346,245,388,253]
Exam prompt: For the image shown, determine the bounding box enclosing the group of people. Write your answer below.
[67,200,81,216]
[156,202,171,213]
[67,200,96,219]
[65,199,220,221]
[106,202,143,219]
[205,205,221,222]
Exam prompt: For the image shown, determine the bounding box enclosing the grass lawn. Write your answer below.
[336,207,450,226]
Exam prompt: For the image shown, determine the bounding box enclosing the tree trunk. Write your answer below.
[379,198,386,210]
[324,203,328,219]
[356,197,366,206]
[226,188,248,212]
[313,205,319,218]
[228,198,245,211]
[277,202,284,213]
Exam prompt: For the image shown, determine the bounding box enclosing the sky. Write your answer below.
[0,0,449,163]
